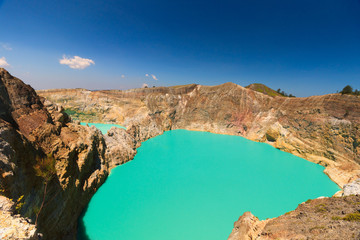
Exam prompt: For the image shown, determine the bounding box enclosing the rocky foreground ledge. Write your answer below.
[228,181,360,240]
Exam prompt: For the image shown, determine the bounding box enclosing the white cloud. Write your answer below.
[151,74,158,80]
[146,73,158,80]
[0,57,10,67]
[121,74,125,78]
[0,43,12,51]
[59,55,95,69]
[142,83,149,88]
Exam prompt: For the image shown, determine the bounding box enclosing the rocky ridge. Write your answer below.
[38,82,360,188]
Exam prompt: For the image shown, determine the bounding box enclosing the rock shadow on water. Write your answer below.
[77,206,91,240]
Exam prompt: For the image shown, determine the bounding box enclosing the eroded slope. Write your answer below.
[228,195,360,240]
[38,83,360,187]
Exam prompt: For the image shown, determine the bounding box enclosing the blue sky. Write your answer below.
[0,0,359,96]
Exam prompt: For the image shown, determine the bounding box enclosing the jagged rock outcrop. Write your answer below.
[104,127,137,169]
[343,178,360,196]
[228,212,269,240]
[0,68,139,239]
[228,195,360,240]
[0,196,37,240]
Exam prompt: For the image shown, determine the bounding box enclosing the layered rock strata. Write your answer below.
[38,83,360,188]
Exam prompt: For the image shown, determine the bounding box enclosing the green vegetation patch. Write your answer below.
[245,83,295,97]
[246,83,283,97]
[331,213,360,222]
[15,195,25,213]
[64,108,98,122]
[315,203,328,213]
[339,85,360,96]
[342,212,360,222]
[63,109,77,116]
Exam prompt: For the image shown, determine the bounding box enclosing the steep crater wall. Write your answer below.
[39,82,360,187]
[0,69,140,239]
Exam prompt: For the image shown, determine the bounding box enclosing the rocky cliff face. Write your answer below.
[0,68,138,239]
[39,82,360,188]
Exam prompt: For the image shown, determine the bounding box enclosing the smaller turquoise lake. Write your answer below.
[80,122,126,134]
[79,129,339,240]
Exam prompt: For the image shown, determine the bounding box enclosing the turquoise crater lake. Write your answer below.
[78,129,339,240]
[80,122,126,134]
